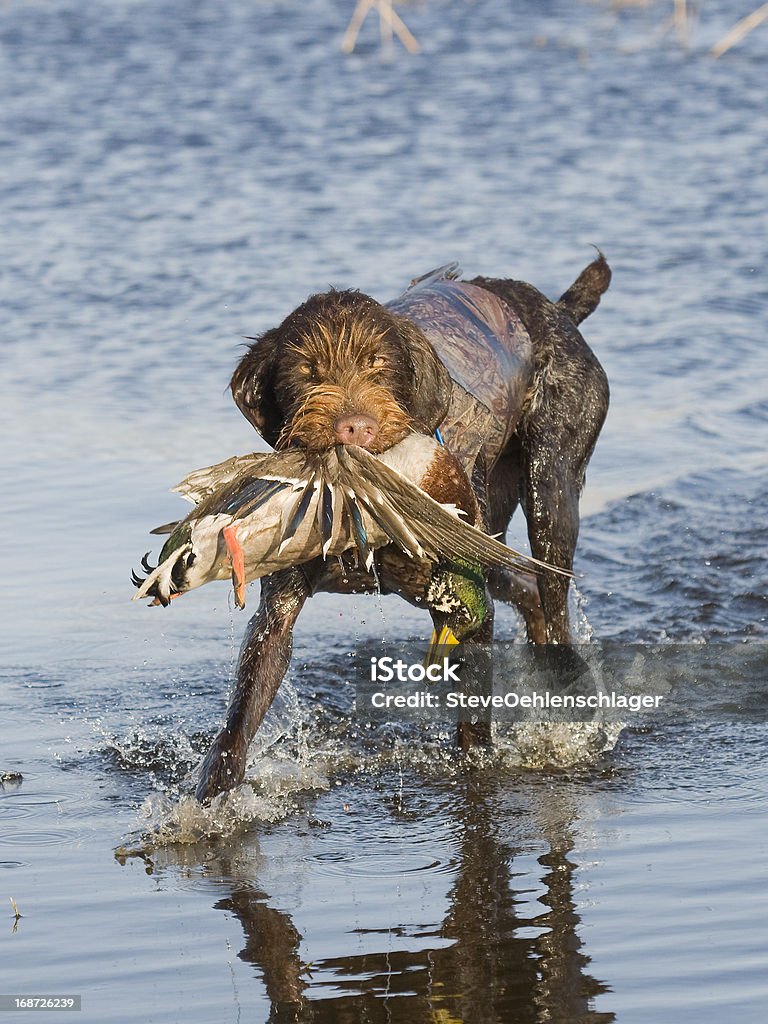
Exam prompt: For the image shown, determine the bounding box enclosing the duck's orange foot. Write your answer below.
[223,524,246,609]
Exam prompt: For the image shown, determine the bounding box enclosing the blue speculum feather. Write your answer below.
[224,478,288,518]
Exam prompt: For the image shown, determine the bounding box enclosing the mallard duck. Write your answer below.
[132,433,569,610]
[424,557,489,665]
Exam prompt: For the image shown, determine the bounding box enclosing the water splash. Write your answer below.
[117,789,280,853]
[570,581,594,643]
[491,580,623,767]
[113,576,627,850]
[496,721,624,769]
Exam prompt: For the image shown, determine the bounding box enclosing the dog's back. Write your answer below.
[388,255,611,477]
[388,277,534,474]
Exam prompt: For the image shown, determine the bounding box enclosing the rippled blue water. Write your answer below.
[1,1,766,1021]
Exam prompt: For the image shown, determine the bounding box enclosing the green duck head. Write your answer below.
[425,559,487,666]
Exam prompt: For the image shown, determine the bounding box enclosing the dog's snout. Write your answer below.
[333,413,380,448]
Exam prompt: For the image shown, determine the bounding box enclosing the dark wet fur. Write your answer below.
[196,255,611,802]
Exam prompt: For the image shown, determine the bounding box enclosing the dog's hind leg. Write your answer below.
[520,353,608,644]
[487,567,545,643]
[486,447,546,643]
[195,566,311,803]
[472,256,610,644]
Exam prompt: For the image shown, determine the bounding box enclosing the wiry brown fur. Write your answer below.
[273,300,416,452]
[231,289,452,450]
[277,377,412,453]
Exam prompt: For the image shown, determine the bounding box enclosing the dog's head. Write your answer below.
[231,289,452,453]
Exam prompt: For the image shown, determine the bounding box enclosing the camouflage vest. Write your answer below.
[387,267,534,475]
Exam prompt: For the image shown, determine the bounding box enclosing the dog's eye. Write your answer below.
[299,361,318,381]
[368,354,386,370]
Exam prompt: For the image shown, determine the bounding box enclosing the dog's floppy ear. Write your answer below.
[230,330,283,447]
[394,317,453,432]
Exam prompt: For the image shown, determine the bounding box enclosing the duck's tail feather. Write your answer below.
[150,521,180,536]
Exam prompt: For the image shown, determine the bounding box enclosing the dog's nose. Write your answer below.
[333,413,380,448]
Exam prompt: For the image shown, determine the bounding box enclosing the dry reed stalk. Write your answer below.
[711,2,768,57]
[341,0,420,54]
[674,0,689,45]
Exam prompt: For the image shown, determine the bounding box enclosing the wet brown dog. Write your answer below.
[196,256,611,801]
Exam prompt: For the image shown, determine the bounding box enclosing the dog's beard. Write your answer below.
[277,381,413,454]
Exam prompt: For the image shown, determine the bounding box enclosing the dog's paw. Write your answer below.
[194,729,248,804]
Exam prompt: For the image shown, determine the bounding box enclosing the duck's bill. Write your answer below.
[424,625,460,669]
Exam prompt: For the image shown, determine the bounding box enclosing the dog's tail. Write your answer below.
[557,250,611,325]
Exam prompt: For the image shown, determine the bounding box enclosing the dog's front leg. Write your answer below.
[195,567,310,803]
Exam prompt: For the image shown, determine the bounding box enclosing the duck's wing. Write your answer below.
[146,450,309,544]
[172,450,307,505]
[338,445,572,579]
[172,452,270,504]
[185,449,312,518]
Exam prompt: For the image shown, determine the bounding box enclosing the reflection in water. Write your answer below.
[218,885,306,1014]
[137,777,614,1023]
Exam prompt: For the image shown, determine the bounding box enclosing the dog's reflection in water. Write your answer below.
[130,777,614,1023]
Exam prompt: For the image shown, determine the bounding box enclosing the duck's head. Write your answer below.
[425,559,488,666]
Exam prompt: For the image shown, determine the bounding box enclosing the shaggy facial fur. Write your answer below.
[231,290,452,455]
